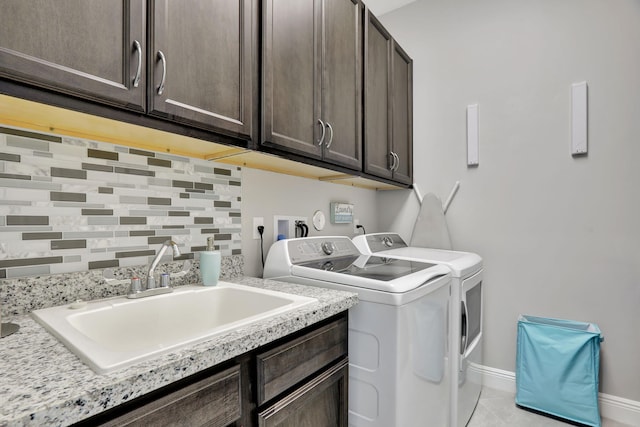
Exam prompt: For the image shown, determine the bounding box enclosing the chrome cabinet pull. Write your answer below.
[157,50,167,95]
[132,40,142,88]
[460,301,468,355]
[389,152,397,171]
[392,152,400,171]
[325,122,334,148]
[317,119,326,145]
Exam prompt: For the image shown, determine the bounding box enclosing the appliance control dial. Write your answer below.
[321,241,335,255]
[381,236,394,248]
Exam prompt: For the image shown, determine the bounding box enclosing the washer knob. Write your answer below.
[381,236,394,248]
[321,241,335,255]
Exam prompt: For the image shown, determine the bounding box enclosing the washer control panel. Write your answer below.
[287,237,359,264]
[365,233,408,253]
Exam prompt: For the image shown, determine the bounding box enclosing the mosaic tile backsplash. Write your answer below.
[0,126,242,279]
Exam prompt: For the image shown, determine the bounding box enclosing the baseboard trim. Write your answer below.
[477,365,640,426]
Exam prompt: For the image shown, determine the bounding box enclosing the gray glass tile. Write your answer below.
[185,188,205,193]
[64,255,82,263]
[33,151,53,158]
[64,231,112,239]
[0,152,21,162]
[0,126,61,142]
[50,192,86,202]
[98,187,114,194]
[81,209,114,216]
[88,217,119,226]
[148,236,171,245]
[0,270,5,279]
[156,153,189,162]
[187,193,219,200]
[148,197,171,206]
[82,163,113,172]
[0,256,63,268]
[194,217,214,224]
[214,168,232,176]
[120,217,147,225]
[90,248,107,253]
[88,259,119,270]
[130,230,155,237]
[130,210,166,216]
[0,217,4,226]
[51,240,86,250]
[148,177,172,186]
[232,249,242,255]
[7,215,49,226]
[179,193,190,199]
[215,234,232,241]
[168,211,190,217]
[232,217,241,224]
[229,180,241,186]
[114,146,128,153]
[22,232,63,240]
[114,231,129,237]
[147,158,171,168]
[195,182,214,191]
[201,228,220,234]
[88,148,118,161]
[162,225,184,229]
[6,265,51,278]
[115,250,155,259]
[0,226,53,232]
[172,180,193,189]
[194,165,214,174]
[114,167,154,177]
[53,202,104,208]
[129,148,155,157]
[0,200,31,206]
[51,167,87,180]
[0,178,61,190]
[6,136,50,151]
[214,201,232,208]
[0,173,30,180]
[156,229,191,236]
[32,176,52,182]
[229,212,241,217]
[120,195,147,204]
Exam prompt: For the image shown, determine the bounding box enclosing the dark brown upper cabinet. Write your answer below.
[262,0,362,170]
[0,0,146,112]
[148,0,256,140]
[364,9,413,185]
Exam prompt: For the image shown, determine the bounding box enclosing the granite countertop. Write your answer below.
[0,277,358,427]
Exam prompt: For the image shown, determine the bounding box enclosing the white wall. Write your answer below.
[241,168,380,278]
[378,0,640,400]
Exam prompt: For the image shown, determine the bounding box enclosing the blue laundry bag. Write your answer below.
[516,315,603,427]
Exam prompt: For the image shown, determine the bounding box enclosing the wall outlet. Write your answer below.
[253,217,264,239]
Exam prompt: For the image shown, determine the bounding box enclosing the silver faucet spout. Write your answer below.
[146,240,181,289]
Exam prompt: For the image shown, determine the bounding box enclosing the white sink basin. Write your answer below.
[31,282,316,374]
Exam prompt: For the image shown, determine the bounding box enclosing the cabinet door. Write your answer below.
[262,0,323,158]
[322,0,362,170]
[363,10,393,179]
[0,0,145,111]
[100,364,241,427]
[149,0,255,139]
[391,41,413,185]
[258,359,348,427]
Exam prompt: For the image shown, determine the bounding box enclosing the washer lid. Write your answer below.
[376,247,482,278]
[291,255,451,293]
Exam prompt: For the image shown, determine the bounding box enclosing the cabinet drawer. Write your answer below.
[257,317,348,405]
[100,364,241,427]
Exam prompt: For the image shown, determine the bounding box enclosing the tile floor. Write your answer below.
[467,387,634,427]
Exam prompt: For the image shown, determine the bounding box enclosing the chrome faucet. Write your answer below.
[128,240,181,299]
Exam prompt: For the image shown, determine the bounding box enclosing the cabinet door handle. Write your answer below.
[389,152,397,171]
[392,152,400,171]
[157,50,167,95]
[316,119,326,146]
[132,40,142,88]
[325,122,334,148]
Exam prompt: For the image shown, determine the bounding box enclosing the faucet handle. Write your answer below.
[146,275,156,290]
[160,273,170,288]
[130,277,142,294]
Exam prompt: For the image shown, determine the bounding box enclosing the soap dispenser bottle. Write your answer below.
[199,237,221,286]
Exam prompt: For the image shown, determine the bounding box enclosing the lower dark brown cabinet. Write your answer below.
[258,359,348,427]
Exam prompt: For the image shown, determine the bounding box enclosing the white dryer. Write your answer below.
[264,236,452,426]
[353,233,483,427]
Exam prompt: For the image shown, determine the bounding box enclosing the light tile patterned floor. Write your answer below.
[467,387,633,427]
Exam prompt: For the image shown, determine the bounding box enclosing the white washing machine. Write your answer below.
[353,233,483,427]
[263,236,452,427]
